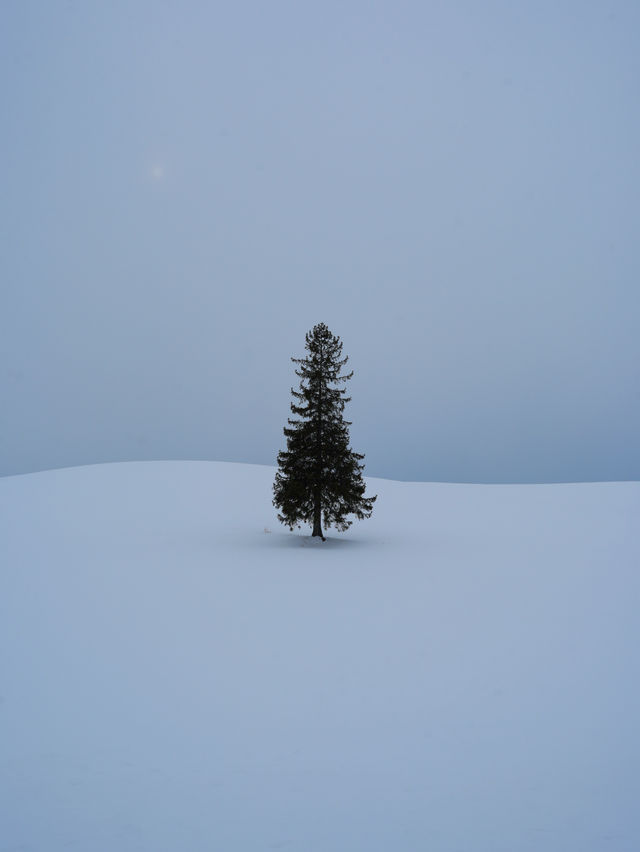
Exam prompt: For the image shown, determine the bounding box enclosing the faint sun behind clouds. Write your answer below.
[149,161,165,182]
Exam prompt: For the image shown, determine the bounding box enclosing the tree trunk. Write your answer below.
[312,492,324,540]
[312,343,325,540]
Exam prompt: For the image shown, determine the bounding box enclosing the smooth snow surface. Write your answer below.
[1,461,639,851]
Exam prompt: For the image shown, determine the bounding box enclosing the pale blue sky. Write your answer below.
[2,1,639,481]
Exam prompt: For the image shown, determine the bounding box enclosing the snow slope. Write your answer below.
[1,461,638,851]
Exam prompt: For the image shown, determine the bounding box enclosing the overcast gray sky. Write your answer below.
[2,1,639,482]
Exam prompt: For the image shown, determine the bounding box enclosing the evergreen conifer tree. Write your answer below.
[273,323,376,540]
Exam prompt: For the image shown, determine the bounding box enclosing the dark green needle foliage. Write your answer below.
[273,323,376,540]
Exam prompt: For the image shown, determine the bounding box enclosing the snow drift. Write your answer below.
[1,461,638,851]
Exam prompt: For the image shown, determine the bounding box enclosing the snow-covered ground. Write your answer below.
[1,461,638,851]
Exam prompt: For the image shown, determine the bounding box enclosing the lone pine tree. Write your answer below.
[273,323,376,540]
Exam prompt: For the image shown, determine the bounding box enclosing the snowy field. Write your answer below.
[1,461,638,852]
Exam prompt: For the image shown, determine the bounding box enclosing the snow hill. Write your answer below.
[1,461,638,852]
